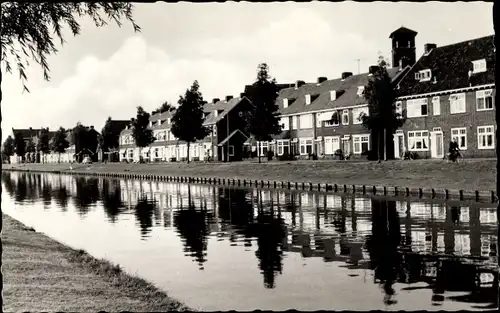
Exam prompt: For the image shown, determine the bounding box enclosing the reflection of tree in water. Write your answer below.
[134,195,156,238]
[217,188,254,228]
[173,187,211,270]
[246,196,286,289]
[41,177,52,206]
[366,199,401,306]
[52,185,70,211]
[2,172,16,198]
[101,179,125,223]
[14,174,28,203]
[73,177,100,216]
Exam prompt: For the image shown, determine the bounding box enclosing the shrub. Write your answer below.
[267,150,274,161]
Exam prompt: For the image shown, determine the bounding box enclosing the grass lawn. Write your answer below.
[1,214,189,312]
[3,158,497,193]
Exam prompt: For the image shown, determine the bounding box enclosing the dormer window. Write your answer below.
[167,118,171,124]
[283,98,289,108]
[305,94,311,105]
[357,86,365,97]
[472,59,487,73]
[415,69,432,82]
[330,90,337,101]
[213,110,218,117]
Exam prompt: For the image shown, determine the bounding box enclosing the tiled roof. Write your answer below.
[12,128,42,138]
[202,97,246,126]
[277,67,405,115]
[397,35,495,96]
[389,26,418,39]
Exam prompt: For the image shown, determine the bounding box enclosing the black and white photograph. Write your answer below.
[1,1,498,311]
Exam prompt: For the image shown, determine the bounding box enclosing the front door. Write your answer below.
[342,139,350,156]
[393,133,405,159]
[430,132,444,159]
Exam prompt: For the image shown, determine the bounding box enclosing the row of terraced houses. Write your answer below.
[118,27,496,163]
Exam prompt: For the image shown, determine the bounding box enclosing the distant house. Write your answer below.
[9,127,56,164]
[119,95,253,163]
[394,32,495,159]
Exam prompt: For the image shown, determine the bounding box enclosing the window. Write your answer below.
[352,106,369,125]
[305,94,311,105]
[432,96,441,115]
[357,86,365,97]
[406,98,428,117]
[277,140,290,156]
[299,138,313,155]
[167,118,171,124]
[353,135,370,154]
[342,109,349,125]
[212,126,217,137]
[330,90,337,101]
[281,117,290,130]
[283,98,289,108]
[154,148,159,158]
[395,101,403,118]
[228,145,234,156]
[449,93,466,114]
[324,136,340,155]
[408,130,429,151]
[476,89,494,111]
[292,116,298,129]
[415,69,432,82]
[451,127,467,150]
[213,110,218,117]
[472,59,487,73]
[316,113,325,128]
[325,111,339,127]
[299,114,313,129]
[478,126,494,149]
[258,141,269,156]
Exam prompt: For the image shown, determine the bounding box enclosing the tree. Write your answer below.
[37,128,51,154]
[1,2,140,93]
[362,58,405,162]
[13,131,26,161]
[2,135,15,163]
[152,101,175,115]
[171,81,209,164]
[131,106,155,162]
[51,127,69,163]
[100,117,121,153]
[245,63,282,163]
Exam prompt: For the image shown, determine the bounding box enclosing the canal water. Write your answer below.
[1,171,498,311]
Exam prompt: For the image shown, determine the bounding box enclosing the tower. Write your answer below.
[389,26,418,69]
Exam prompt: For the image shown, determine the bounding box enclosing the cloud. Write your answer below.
[1,7,385,137]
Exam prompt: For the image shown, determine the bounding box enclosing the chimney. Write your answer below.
[212,98,220,104]
[424,43,437,54]
[317,77,327,84]
[341,72,353,80]
[90,125,94,130]
[225,95,233,102]
[368,65,379,75]
[295,80,305,89]
[240,92,246,98]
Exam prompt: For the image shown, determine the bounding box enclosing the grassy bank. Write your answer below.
[3,158,497,193]
[2,214,189,312]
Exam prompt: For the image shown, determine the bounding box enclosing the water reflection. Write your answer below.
[1,172,498,310]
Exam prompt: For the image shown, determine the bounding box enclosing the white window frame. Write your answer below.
[477,125,495,150]
[315,113,323,128]
[476,89,494,111]
[407,130,429,152]
[330,90,337,101]
[406,99,428,118]
[451,127,467,150]
[449,93,466,114]
[228,145,235,156]
[292,116,298,130]
[299,114,313,129]
[472,59,487,74]
[276,140,290,156]
[357,86,365,97]
[325,111,339,127]
[280,117,290,131]
[299,138,314,155]
[417,69,432,82]
[432,96,441,116]
[341,109,349,125]
[283,98,289,108]
[258,141,269,157]
[395,101,403,118]
[324,136,340,155]
[352,134,370,154]
[305,94,311,105]
[352,106,369,125]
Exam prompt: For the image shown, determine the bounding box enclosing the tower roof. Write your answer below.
[389,26,418,39]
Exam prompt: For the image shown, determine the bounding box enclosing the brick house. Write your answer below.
[119,95,252,163]
[394,33,495,159]
[265,66,409,160]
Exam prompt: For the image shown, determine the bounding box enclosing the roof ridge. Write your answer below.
[431,34,495,51]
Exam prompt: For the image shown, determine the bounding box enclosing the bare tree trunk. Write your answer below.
[383,128,387,161]
[258,141,262,163]
[187,142,190,164]
[377,130,382,163]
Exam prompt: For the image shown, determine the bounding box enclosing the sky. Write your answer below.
[1,1,494,137]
